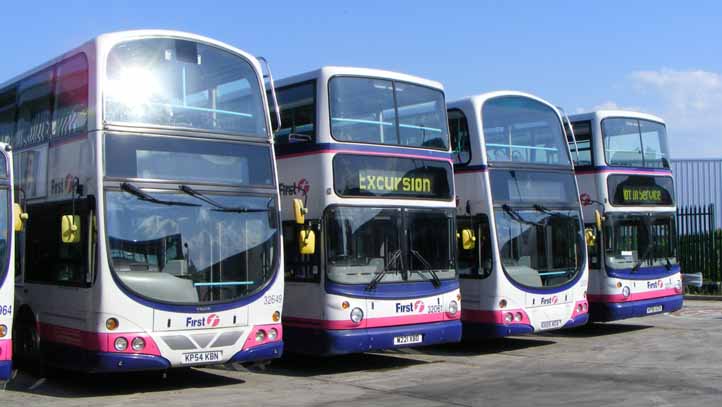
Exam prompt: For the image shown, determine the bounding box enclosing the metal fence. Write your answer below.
[676,204,720,293]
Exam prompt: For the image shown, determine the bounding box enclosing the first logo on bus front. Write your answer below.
[186,313,220,328]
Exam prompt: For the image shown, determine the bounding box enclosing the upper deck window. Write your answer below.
[568,120,593,166]
[448,109,471,165]
[601,118,669,168]
[482,96,570,166]
[269,81,316,143]
[329,76,448,150]
[106,38,267,138]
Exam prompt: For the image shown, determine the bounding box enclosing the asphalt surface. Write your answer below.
[3,300,722,407]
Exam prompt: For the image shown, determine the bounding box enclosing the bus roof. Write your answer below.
[570,110,666,125]
[0,29,261,90]
[272,66,445,91]
[447,90,560,113]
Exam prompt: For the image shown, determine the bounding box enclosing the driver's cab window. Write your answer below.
[448,109,471,165]
[457,213,492,278]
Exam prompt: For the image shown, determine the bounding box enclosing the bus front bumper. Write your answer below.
[284,320,462,356]
[589,294,683,322]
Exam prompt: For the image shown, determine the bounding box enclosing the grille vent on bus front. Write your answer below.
[161,330,244,350]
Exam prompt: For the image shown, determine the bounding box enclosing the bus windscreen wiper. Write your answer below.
[178,185,272,213]
[121,182,200,207]
[367,249,402,290]
[410,249,441,288]
[502,204,541,226]
[533,204,575,219]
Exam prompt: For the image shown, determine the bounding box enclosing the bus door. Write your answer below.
[22,196,94,331]
[282,220,322,320]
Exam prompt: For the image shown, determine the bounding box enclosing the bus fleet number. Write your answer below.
[264,295,283,305]
[0,305,12,316]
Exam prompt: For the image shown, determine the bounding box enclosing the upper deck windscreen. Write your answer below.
[482,96,570,166]
[329,77,448,150]
[601,118,669,168]
[105,38,268,137]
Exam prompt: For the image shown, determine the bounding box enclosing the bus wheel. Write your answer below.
[13,316,44,377]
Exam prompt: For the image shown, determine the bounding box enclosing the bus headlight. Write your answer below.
[504,312,513,323]
[514,312,523,322]
[675,280,683,291]
[268,328,278,340]
[350,307,364,324]
[448,300,459,315]
[0,324,6,338]
[256,329,267,342]
[114,337,128,351]
[131,337,146,351]
[622,286,631,298]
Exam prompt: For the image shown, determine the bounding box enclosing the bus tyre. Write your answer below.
[13,315,44,377]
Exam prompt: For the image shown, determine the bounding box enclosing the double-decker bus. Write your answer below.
[449,92,589,337]
[0,144,24,381]
[0,30,284,373]
[271,67,461,355]
[569,111,682,321]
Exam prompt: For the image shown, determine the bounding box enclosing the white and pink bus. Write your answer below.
[0,30,284,373]
[0,144,22,381]
[271,67,461,355]
[569,111,682,321]
[449,92,589,337]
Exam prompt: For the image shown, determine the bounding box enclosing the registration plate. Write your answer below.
[540,319,562,329]
[646,305,663,314]
[393,334,423,345]
[182,351,223,364]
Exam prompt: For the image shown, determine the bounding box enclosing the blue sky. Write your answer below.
[2,1,721,158]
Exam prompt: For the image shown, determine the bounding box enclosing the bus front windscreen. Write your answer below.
[324,207,456,285]
[329,77,449,149]
[490,170,584,288]
[604,213,677,270]
[602,118,669,168]
[105,37,268,137]
[105,191,277,304]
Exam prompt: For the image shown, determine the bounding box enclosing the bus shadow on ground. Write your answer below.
[264,352,429,377]
[412,337,556,358]
[6,367,244,398]
[540,322,652,338]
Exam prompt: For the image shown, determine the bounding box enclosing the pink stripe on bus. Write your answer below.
[461,308,531,325]
[588,287,681,303]
[0,338,11,360]
[284,311,458,331]
[38,322,161,356]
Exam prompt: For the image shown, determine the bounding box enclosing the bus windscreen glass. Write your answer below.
[482,96,570,166]
[602,118,669,168]
[105,191,277,304]
[105,38,267,137]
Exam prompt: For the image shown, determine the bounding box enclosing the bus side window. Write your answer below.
[282,220,320,282]
[26,198,90,286]
[448,109,471,165]
[569,120,593,166]
[269,81,316,144]
[457,214,492,278]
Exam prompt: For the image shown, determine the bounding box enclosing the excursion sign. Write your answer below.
[333,154,452,199]
[608,174,674,206]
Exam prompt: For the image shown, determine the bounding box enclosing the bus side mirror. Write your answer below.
[293,198,307,225]
[594,209,603,231]
[298,229,315,255]
[460,229,476,250]
[13,203,28,232]
[585,228,596,247]
[61,215,81,243]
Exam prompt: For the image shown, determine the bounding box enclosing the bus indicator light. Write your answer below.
[0,324,6,338]
[272,311,281,322]
[341,301,350,310]
[106,318,119,331]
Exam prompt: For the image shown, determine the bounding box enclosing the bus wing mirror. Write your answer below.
[298,229,315,255]
[594,209,603,230]
[61,215,81,243]
[13,203,28,232]
[461,229,476,250]
[293,198,307,225]
[585,228,596,247]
